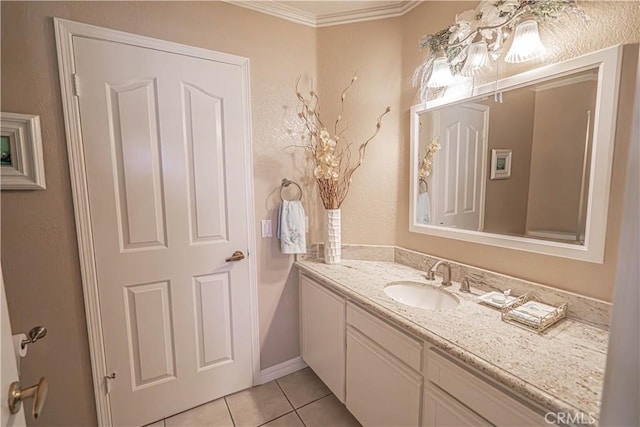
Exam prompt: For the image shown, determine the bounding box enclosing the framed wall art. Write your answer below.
[490,149,512,180]
[1,112,46,190]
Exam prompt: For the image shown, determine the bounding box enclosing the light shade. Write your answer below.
[505,19,546,63]
[427,56,454,88]
[460,40,490,77]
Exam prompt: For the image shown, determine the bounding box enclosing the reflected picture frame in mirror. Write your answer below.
[409,45,624,263]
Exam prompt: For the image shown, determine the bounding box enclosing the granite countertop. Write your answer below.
[296,258,609,422]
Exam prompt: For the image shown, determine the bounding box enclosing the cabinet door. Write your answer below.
[425,348,545,426]
[423,383,492,427]
[346,327,422,427]
[300,275,346,402]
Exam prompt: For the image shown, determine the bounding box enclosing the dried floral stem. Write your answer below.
[418,138,441,180]
[293,76,391,209]
[339,107,391,206]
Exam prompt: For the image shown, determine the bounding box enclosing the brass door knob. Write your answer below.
[225,250,245,262]
[8,377,48,420]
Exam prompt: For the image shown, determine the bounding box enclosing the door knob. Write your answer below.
[8,377,48,420]
[225,250,245,262]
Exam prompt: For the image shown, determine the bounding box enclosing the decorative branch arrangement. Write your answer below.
[418,138,441,180]
[294,76,391,209]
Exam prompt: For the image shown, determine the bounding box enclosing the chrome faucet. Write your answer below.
[429,260,452,287]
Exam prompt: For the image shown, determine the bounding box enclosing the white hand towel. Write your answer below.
[416,192,432,225]
[277,200,307,254]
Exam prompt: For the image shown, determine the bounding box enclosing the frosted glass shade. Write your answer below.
[505,19,546,63]
[427,56,454,88]
[460,40,490,77]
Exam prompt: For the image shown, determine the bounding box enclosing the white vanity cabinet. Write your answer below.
[299,273,552,427]
[346,303,423,426]
[299,274,346,402]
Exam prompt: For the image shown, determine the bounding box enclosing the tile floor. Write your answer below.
[145,368,361,427]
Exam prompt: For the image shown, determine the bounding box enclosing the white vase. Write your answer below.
[324,209,341,264]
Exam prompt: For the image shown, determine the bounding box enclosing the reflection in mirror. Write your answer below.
[410,45,623,263]
[415,68,598,246]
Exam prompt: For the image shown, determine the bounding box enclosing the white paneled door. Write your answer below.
[431,104,488,231]
[71,36,253,426]
[1,264,27,427]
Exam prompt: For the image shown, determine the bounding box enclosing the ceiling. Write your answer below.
[228,1,421,27]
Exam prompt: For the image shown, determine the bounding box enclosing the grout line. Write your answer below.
[223,397,236,427]
[294,410,307,427]
[274,380,296,411]
[294,392,332,411]
[256,410,295,427]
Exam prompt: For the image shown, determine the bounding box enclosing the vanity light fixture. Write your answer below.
[505,18,546,63]
[428,49,455,88]
[460,34,491,77]
[413,0,583,101]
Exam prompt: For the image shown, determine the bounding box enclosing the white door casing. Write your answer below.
[431,104,488,231]
[1,264,27,427]
[55,19,259,426]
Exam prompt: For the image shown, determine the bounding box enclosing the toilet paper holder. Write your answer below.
[21,326,47,349]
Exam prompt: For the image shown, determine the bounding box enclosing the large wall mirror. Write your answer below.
[409,46,622,263]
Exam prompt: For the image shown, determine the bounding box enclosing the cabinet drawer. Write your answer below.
[347,302,422,371]
[425,348,545,426]
[347,326,423,427]
[423,383,491,427]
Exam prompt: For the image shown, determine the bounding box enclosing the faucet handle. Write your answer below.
[424,260,435,280]
[460,273,486,292]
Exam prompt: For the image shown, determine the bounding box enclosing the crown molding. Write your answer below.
[226,1,421,28]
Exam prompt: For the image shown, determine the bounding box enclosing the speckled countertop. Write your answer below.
[296,258,608,422]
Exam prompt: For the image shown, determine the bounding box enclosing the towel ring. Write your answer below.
[280,178,303,201]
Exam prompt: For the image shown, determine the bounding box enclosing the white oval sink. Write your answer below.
[384,281,459,311]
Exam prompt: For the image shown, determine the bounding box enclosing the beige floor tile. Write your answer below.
[144,421,164,427]
[165,398,233,427]
[276,368,331,409]
[261,411,304,427]
[297,395,361,427]
[226,381,293,427]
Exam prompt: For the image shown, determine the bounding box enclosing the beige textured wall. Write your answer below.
[479,90,535,236]
[316,17,403,245]
[1,2,315,426]
[526,79,597,235]
[396,1,640,302]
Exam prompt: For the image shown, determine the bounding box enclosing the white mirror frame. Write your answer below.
[409,45,623,263]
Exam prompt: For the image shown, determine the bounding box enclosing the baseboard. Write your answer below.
[257,356,308,384]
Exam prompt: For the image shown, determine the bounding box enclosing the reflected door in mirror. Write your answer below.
[415,69,597,244]
[430,104,488,231]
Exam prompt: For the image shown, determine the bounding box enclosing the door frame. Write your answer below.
[54,18,261,426]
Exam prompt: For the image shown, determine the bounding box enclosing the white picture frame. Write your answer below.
[1,112,46,190]
[490,149,512,180]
